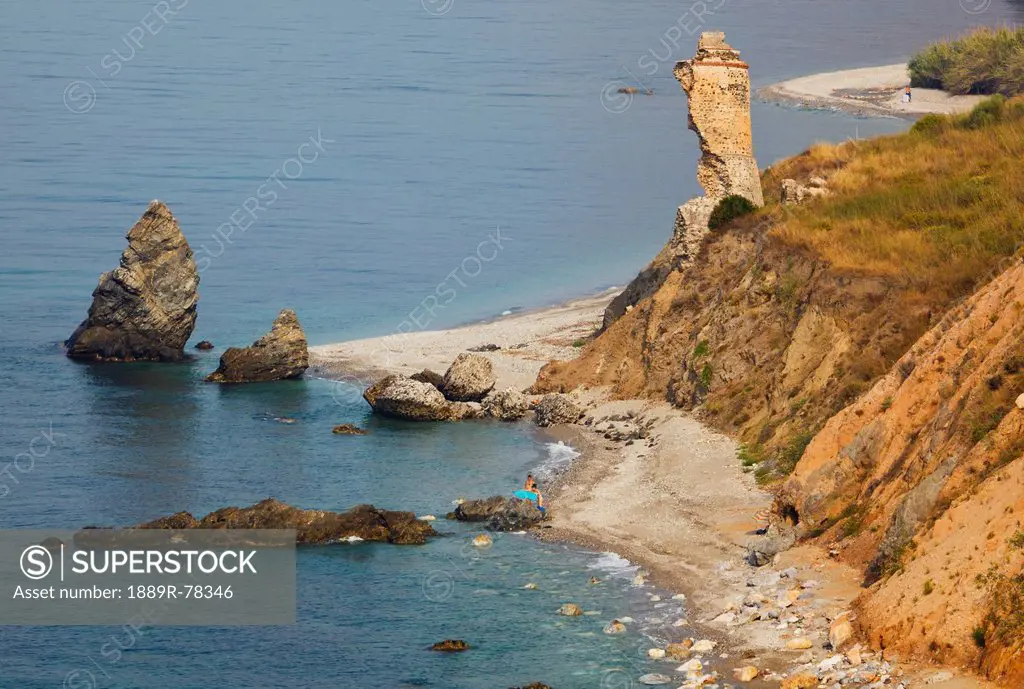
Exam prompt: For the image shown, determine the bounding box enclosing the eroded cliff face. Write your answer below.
[778,260,1024,683]
[535,138,1024,684]
[603,32,763,330]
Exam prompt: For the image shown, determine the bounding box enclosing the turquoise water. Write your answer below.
[2,0,1023,686]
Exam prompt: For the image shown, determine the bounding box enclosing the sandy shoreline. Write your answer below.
[311,291,992,687]
[759,63,986,119]
[309,290,615,392]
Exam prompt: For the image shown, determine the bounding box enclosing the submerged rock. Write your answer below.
[533,393,581,427]
[481,388,530,421]
[430,639,469,652]
[206,309,308,383]
[604,620,627,634]
[441,353,496,402]
[332,423,367,435]
[452,496,545,531]
[557,603,583,616]
[65,201,199,362]
[195,340,214,350]
[131,498,436,545]
[363,375,482,421]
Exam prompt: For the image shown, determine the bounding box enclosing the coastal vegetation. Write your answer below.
[767,95,1024,302]
[535,98,1024,681]
[908,26,1024,97]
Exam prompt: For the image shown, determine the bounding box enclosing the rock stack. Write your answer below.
[603,32,764,329]
[205,309,309,383]
[65,201,199,362]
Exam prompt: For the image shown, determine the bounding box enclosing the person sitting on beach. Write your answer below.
[512,480,545,514]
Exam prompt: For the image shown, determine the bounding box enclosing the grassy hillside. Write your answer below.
[535,96,1024,684]
[909,26,1024,97]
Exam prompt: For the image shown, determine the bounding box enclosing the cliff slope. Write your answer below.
[534,98,1024,684]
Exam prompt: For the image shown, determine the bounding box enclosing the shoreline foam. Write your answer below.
[310,286,994,686]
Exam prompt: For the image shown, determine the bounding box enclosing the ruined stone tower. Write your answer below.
[601,32,765,330]
[674,31,763,205]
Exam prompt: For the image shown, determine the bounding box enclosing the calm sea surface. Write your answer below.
[1,0,1021,686]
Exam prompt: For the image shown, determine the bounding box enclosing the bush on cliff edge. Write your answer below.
[708,194,757,230]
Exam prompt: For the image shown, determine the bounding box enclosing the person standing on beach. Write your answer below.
[904,84,912,103]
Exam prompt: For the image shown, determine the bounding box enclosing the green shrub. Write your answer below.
[908,27,1024,97]
[737,443,766,467]
[777,431,815,476]
[700,363,713,388]
[961,94,1008,130]
[708,194,757,230]
[910,113,949,136]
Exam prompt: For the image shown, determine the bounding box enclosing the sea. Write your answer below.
[1,0,1022,686]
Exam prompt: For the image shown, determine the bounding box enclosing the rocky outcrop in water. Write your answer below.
[363,375,482,421]
[65,201,199,362]
[206,309,308,383]
[451,496,545,531]
[131,498,436,545]
[441,353,496,401]
[604,32,763,329]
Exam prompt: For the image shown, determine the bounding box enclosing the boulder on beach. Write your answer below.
[126,498,437,545]
[481,388,530,421]
[441,353,496,402]
[410,368,444,389]
[65,201,199,362]
[745,522,796,567]
[533,393,582,427]
[363,375,482,421]
[451,496,545,531]
[205,309,309,383]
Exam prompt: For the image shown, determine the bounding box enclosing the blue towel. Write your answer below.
[513,489,539,504]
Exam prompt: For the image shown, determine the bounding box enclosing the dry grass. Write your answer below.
[763,97,1024,302]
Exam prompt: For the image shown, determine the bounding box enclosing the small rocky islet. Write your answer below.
[64,200,308,384]
[84,498,436,546]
